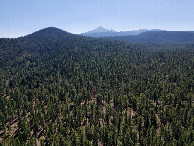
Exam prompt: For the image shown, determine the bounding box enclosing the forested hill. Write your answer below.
[0,27,193,145]
[0,27,131,53]
[0,27,137,69]
[109,31,194,44]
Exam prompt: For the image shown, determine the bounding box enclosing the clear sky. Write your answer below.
[0,0,194,38]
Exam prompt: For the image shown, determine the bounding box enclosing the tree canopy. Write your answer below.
[0,27,193,145]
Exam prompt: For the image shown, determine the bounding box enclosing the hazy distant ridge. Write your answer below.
[81,26,165,37]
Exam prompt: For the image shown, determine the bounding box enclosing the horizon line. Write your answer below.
[1,26,194,39]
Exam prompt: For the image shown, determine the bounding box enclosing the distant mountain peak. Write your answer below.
[86,26,116,34]
[81,27,166,37]
[97,26,104,29]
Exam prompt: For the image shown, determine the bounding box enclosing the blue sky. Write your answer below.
[0,0,194,38]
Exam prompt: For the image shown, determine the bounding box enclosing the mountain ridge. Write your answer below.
[1,27,194,44]
[109,31,194,44]
[81,27,166,37]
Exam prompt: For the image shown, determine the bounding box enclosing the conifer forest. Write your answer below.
[0,28,193,145]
